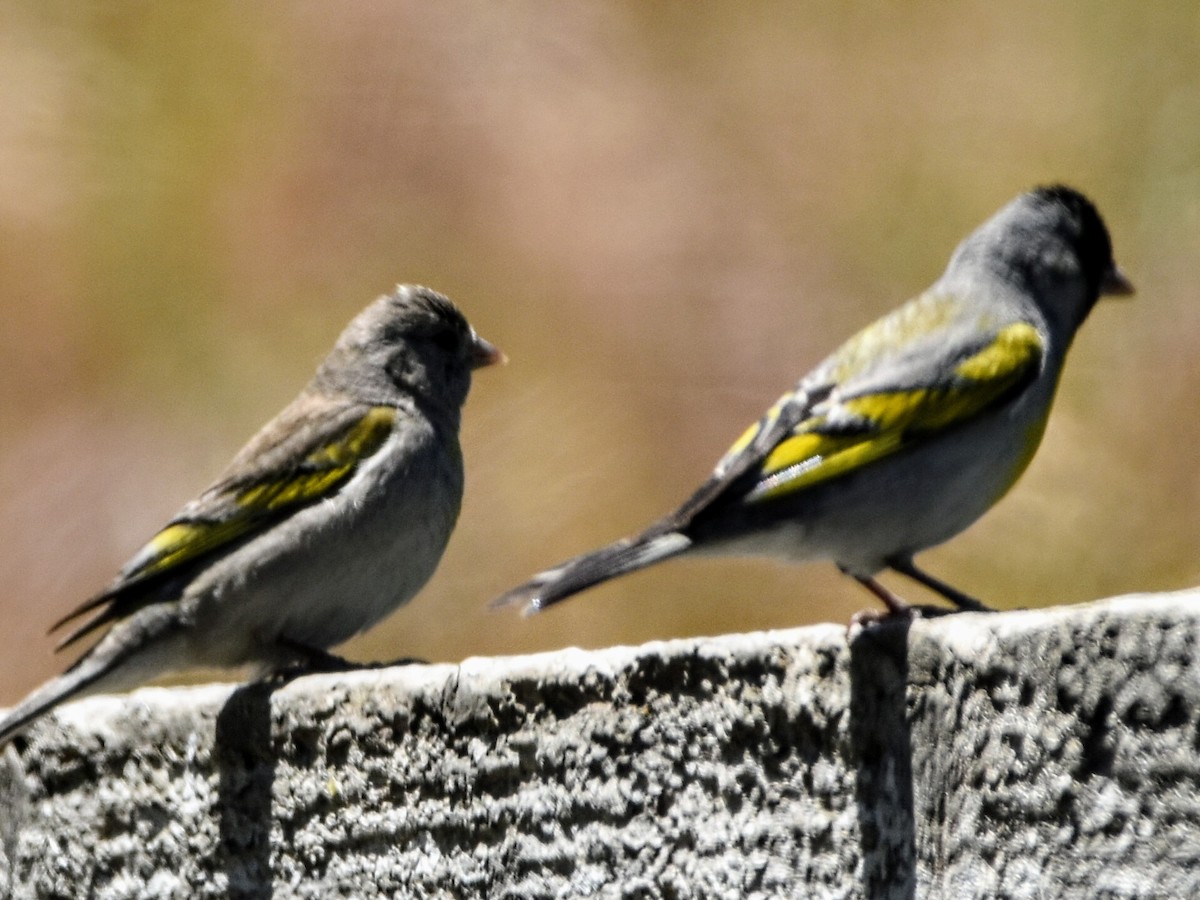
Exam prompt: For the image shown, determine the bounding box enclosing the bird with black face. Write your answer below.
[494,186,1132,621]
[0,284,504,746]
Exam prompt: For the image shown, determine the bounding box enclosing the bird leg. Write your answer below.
[844,568,969,628]
[852,572,911,615]
[887,557,995,612]
[845,570,915,628]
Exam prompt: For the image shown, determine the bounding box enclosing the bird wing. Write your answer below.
[670,294,1045,525]
[51,397,398,648]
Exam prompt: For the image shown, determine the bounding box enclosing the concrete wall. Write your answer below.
[2,590,1199,899]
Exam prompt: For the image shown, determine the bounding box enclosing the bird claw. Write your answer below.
[370,655,429,669]
[273,639,359,675]
[848,602,957,631]
[269,646,429,681]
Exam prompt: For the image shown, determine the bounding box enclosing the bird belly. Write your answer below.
[180,422,463,666]
[695,382,1054,577]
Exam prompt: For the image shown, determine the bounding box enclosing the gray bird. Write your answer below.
[0,284,503,746]
[494,186,1132,620]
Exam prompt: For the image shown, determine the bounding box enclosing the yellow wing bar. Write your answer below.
[746,322,1042,502]
[131,405,397,580]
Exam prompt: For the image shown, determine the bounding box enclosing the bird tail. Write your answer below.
[0,656,117,747]
[491,530,693,615]
[0,611,176,747]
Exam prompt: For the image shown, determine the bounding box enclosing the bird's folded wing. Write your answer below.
[744,320,1044,503]
[51,400,397,647]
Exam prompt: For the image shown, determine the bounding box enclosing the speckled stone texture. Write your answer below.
[1,591,1198,899]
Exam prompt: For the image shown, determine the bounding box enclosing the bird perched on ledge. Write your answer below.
[494,185,1132,621]
[0,285,504,746]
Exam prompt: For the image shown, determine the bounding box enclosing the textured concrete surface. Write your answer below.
[1,590,1199,899]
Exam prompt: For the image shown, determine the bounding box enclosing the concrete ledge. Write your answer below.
[2,591,1200,898]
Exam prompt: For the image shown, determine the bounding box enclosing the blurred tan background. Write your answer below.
[1,3,1197,705]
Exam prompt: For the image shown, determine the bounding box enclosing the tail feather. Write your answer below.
[0,607,179,747]
[0,651,122,747]
[492,530,692,614]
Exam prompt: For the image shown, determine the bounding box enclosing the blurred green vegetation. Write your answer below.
[1,2,1197,703]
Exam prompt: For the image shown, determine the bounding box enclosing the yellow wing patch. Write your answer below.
[749,429,904,501]
[139,520,253,577]
[237,406,396,511]
[129,405,396,581]
[715,394,791,468]
[747,322,1042,503]
[954,321,1041,383]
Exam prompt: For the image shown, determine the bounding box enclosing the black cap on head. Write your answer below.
[1028,184,1127,299]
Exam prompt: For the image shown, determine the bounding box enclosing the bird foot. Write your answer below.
[359,655,429,670]
[848,602,958,630]
[270,641,430,680]
[845,570,977,630]
[273,639,359,675]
